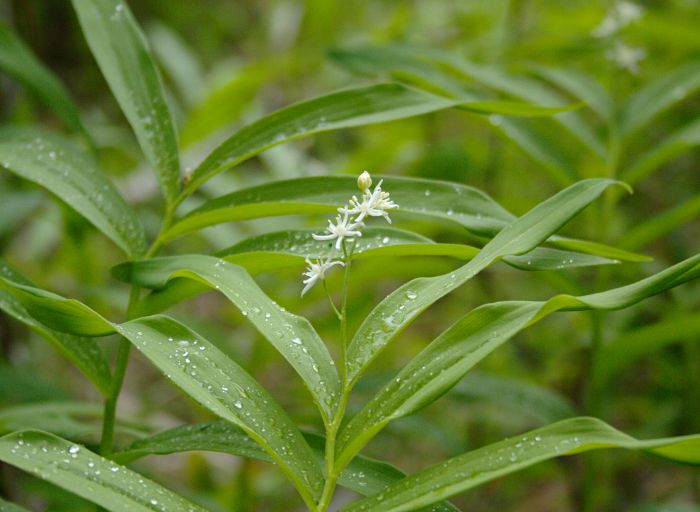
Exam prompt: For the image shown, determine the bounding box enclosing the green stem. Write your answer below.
[98,203,177,455]
[317,241,354,511]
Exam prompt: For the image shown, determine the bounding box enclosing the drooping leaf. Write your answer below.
[71,0,181,205]
[0,128,147,257]
[329,45,606,158]
[113,421,459,512]
[340,417,700,512]
[620,61,700,137]
[163,175,645,263]
[0,259,111,394]
[336,253,700,468]
[0,24,86,136]
[0,275,114,337]
[112,255,340,422]
[116,315,324,505]
[0,430,206,511]
[344,179,625,386]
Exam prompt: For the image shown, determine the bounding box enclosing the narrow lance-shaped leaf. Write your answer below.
[164,175,646,262]
[344,179,625,386]
[181,83,568,198]
[0,128,147,257]
[340,417,700,512]
[117,316,324,506]
[112,255,340,422]
[336,253,700,469]
[216,228,617,274]
[0,24,86,136]
[0,274,325,505]
[113,421,459,512]
[0,430,206,512]
[0,259,112,395]
[620,61,700,137]
[329,45,606,158]
[71,0,181,205]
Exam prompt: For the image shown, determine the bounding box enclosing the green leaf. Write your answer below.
[620,61,700,137]
[216,229,616,274]
[112,255,340,422]
[0,430,206,511]
[339,417,700,512]
[164,175,644,264]
[451,371,577,424]
[0,275,114,337]
[113,421,459,512]
[116,315,324,505]
[593,312,700,387]
[336,253,700,468]
[0,24,86,137]
[623,117,700,186]
[0,496,32,512]
[0,260,111,394]
[71,0,181,205]
[329,45,606,158]
[619,193,700,251]
[181,83,539,197]
[530,65,613,122]
[344,179,624,386]
[0,128,147,257]
[0,402,105,438]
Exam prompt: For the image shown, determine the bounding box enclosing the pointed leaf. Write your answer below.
[181,83,547,196]
[620,61,700,137]
[113,421,458,512]
[112,255,340,421]
[117,315,323,504]
[0,260,111,394]
[339,417,700,512]
[344,179,624,385]
[336,254,700,467]
[0,128,147,257]
[71,0,181,204]
[0,430,206,511]
[0,24,86,136]
[164,175,643,263]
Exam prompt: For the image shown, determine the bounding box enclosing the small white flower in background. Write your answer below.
[608,41,646,74]
[312,211,364,250]
[339,179,399,223]
[593,1,643,38]
[301,258,345,296]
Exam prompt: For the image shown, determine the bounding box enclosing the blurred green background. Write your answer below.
[1,1,699,510]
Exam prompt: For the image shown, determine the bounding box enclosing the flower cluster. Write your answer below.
[592,1,646,75]
[301,171,399,296]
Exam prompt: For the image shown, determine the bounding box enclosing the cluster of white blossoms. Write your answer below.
[301,171,399,296]
[592,1,646,75]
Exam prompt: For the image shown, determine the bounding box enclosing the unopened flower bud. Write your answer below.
[357,171,372,192]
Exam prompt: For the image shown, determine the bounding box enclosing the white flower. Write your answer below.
[340,179,399,223]
[593,1,643,38]
[607,42,646,74]
[312,211,364,250]
[301,258,344,296]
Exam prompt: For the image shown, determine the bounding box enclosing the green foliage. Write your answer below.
[1,1,699,511]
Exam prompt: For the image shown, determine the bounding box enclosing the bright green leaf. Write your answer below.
[71,0,181,205]
[0,430,206,511]
[0,128,147,257]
